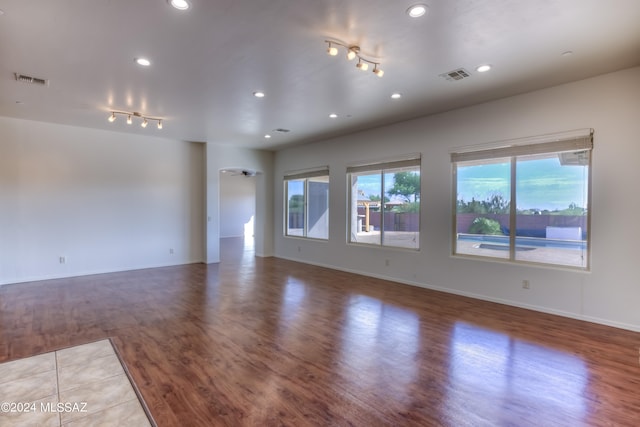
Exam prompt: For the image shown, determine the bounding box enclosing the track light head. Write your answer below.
[326,42,338,56]
[157,119,163,130]
[373,65,384,77]
[346,46,359,61]
[356,60,369,71]
[127,114,132,125]
[141,118,148,128]
[108,112,116,122]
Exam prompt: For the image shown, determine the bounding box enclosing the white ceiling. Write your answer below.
[1,0,639,150]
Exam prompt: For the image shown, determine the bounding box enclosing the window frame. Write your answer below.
[283,167,330,240]
[451,129,593,270]
[347,156,421,250]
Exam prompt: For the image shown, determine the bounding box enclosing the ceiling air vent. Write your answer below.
[15,73,49,86]
[439,68,471,82]
[274,128,291,133]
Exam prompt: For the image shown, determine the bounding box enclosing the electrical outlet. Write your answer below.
[297,246,301,252]
[169,248,174,255]
[385,259,390,266]
[522,280,530,289]
[59,256,66,264]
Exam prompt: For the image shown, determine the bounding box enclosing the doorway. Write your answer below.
[219,169,256,262]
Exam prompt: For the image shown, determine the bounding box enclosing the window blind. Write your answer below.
[346,156,421,174]
[450,130,593,163]
[284,166,329,180]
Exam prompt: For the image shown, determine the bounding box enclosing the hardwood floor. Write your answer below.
[1,238,639,426]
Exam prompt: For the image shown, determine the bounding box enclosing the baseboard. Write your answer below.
[0,260,204,287]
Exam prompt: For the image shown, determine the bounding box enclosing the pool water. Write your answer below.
[458,233,587,250]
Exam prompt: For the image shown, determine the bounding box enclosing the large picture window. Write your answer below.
[284,168,329,239]
[348,156,420,249]
[452,130,593,269]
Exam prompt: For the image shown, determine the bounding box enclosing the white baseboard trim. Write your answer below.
[0,260,204,287]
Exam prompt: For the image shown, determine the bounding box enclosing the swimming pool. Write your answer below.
[457,233,587,250]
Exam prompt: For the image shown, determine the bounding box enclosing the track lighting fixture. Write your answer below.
[356,60,369,71]
[107,111,163,130]
[326,42,339,56]
[325,40,384,77]
[346,47,358,61]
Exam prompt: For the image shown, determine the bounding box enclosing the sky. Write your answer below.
[290,157,588,212]
[353,172,414,203]
[457,156,589,211]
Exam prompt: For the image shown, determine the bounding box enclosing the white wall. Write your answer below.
[0,117,205,284]
[273,66,640,332]
[219,172,256,238]
[205,144,273,263]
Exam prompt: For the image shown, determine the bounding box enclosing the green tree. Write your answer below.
[485,193,510,214]
[457,197,486,214]
[457,193,510,214]
[288,194,304,213]
[388,172,420,203]
[468,217,503,235]
[553,203,587,216]
[395,202,420,213]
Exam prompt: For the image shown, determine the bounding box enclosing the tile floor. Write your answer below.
[0,339,153,426]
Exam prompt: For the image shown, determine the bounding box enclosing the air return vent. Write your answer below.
[15,73,49,86]
[439,68,471,82]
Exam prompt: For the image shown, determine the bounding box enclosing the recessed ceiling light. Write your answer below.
[407,4,429,18]
[391,93,402,99]
[253,91,265,98]
[476,64,492,73]
[329,113,338,118]
[169,0,190,10]
[264,134,271,139]
[135,57,151,67]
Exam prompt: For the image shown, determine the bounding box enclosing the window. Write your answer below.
[452,130,593,269]
[284,168,329,239]
[348,156,420,249]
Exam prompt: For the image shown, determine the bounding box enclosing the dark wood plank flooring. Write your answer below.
[1,237,639,426]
